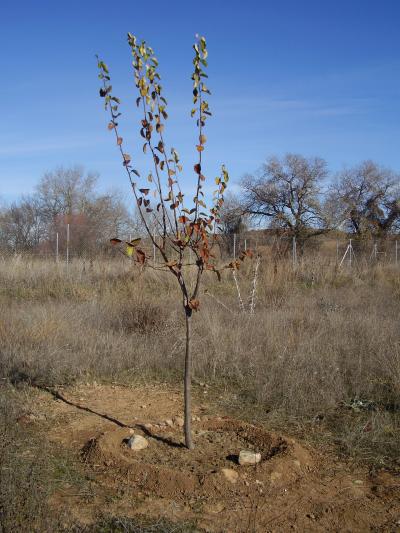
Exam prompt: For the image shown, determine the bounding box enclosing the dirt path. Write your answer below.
[28,383,400,532]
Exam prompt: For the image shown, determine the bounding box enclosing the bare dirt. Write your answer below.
[26,383,400,532]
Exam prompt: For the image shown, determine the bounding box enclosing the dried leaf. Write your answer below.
[188,299,200,311]
[136,249,146,265]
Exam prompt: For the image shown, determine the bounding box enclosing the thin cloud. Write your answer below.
[0,136,103,157]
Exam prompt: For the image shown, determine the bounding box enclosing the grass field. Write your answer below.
[1,254,399,530]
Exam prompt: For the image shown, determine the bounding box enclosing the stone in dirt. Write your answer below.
[238,450,261,465]
[221,468,239,484]
[173,416,184,427]
[126,435,149,451]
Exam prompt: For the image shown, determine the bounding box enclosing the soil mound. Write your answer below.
[81,417,313,500]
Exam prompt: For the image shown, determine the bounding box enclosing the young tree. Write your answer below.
[96,34,243,449]
[327,160,400,238]
[240,154,329,250]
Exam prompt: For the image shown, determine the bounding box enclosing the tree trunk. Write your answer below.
[184,309,193,449]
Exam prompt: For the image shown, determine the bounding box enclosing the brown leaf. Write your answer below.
[188,299,200,311]
[117,137,123,145]
[194,163,201,174]
[136,249,146,265]
[110,238,122,245]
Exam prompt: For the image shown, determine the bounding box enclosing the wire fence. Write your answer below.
[1,224,399,269]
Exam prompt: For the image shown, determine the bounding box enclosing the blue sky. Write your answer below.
[1,0,399,203]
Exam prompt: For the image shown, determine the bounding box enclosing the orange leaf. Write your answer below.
[188,299,200,311]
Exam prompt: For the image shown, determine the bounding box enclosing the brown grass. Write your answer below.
[0,255,399,470]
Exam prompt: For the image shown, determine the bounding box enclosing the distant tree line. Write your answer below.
[1,156,399,255]
[0,166,137,254]
[221,154,400,250]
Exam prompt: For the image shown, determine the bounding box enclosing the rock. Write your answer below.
[165,419,174,427]
[143,423,153,430]
[173,416,184,428]
[126,435,148,451]
[221,468,239,484]
[238,450,261,466]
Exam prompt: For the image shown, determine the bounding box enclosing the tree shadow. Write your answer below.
[16,378,185,450]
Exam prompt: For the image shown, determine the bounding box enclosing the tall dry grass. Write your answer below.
[0,254,399,465]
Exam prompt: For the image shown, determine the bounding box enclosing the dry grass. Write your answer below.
[0,255,399,470]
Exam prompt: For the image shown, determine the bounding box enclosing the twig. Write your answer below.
[249,255,260,314]
[232,269,245,312]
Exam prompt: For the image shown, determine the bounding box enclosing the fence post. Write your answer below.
[56,232,59,263]
[396,240,398,266]
[233,233,236,260]
[244,238,247,252]
[66,224,70,268]
[292,237,297,268]
[349,239,352,267]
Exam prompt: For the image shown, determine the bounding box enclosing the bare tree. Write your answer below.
[241,154,329,249]
[0,167,135,255]
[219,193,247,257]
[0,196,44,251]
[35,166,98,225]
[327,160,400,238]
